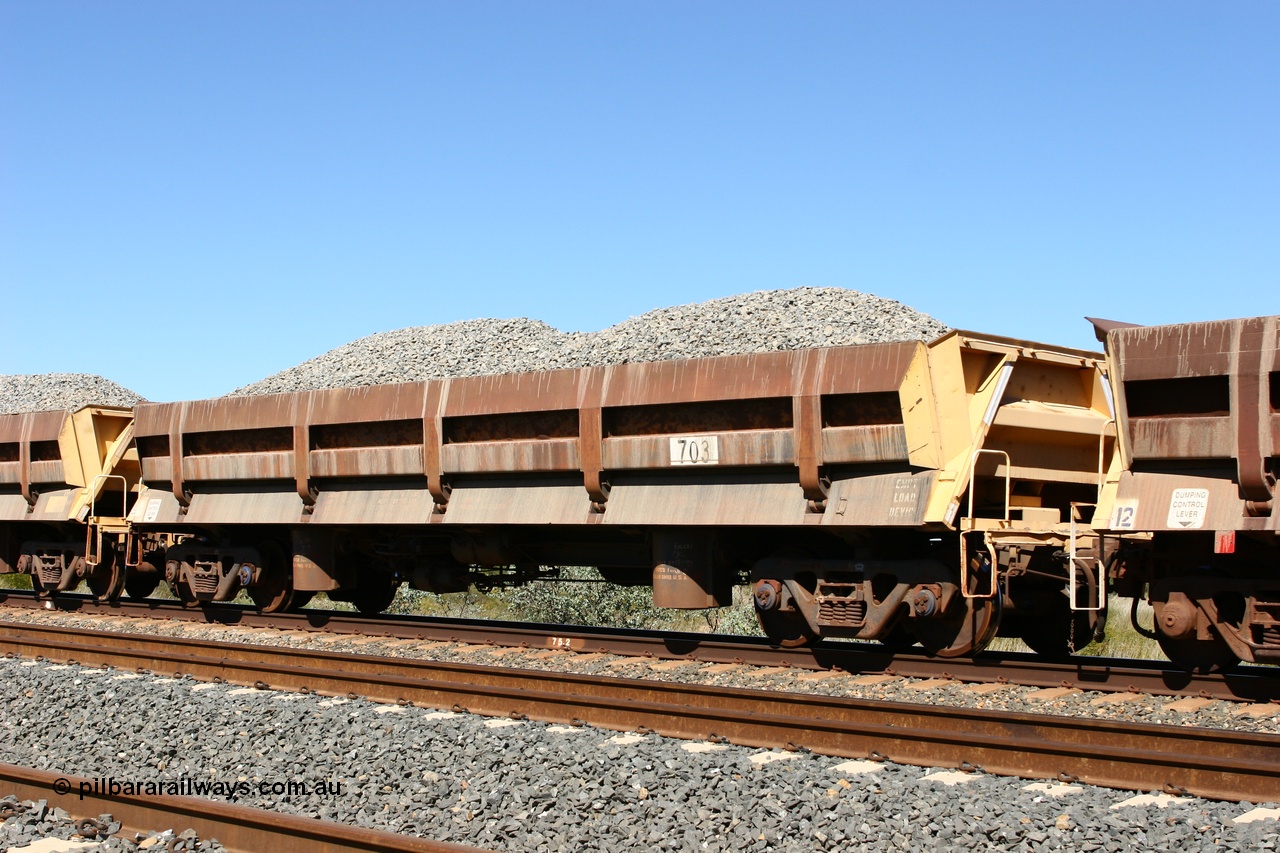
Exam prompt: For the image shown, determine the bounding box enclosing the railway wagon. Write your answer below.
[1094,314,1280,671]
[112,329,1116,657]
[0,406,140,598]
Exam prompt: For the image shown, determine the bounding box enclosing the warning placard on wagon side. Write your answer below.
[1166,488,1208,529]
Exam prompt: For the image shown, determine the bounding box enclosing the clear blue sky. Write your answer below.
[2,2,1276,402]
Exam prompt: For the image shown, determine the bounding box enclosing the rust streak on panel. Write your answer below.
[441,439,580,473]
[1130,417,1234,460]
[306,383,427,426]
[17,415,32,507]
[169,403,186,507]
[443,368,583,416]
[579,407,608,503]
[293,417,313,510]
[310,447,424,478]
[794,394,827,503]
[423,381,447,508]
[1233,317,1273,509]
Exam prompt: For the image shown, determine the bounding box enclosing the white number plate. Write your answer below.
[1167,488,1208,529]
[669,435,720,465]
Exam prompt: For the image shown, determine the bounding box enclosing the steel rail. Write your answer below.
[0,763,492,853]
[2,590,1276,703]
[1,621,1277,803]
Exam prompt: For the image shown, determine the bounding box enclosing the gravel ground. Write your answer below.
[0,375,143,416]
[0,796,224,851]
[0,656,1275,852]
[231,288,949,396]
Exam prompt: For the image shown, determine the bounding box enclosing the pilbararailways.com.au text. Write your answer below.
[53,776,346,802]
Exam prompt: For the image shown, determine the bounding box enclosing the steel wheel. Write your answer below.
[167,578,201,607]
[85,545,124,601]
[1018,597,1100,659]
[910,592,1002,658]
[29,570,52,599]
[248,542,294,613]
[351,576,399,615]
[124,560,162,599]
[755,606,817,648]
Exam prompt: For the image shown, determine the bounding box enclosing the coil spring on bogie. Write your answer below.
[818,598,867,627]
[189,567,220,594]
[37,563,63,588]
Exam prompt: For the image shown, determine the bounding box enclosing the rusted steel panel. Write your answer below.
[183,451,294,482]
[823,471,935,526]
[27,488,80,522]
[441,439,580,474]
[820,425,909,464]
[126,488,184,525]
[311,486,434,525]
[0,494,30,521]
[304,383,427,426]
[442,368,584,416]
[601,431,794,469]
[1107,317,1279,519]
[445,409,577,443]
[132,403,179,439]
[27,460,65,484]
[0,464,18,485]
[602,475,808,526]
[0,418,22,445]
[1112,321,1237,381]
[140,456,173,484]
[24,410,68,442]
[310,447,425,478]
[1129,417,1234,460]
[185,489,304,525]
[443,479,590,525]
[0,410,67,444]
[808,342,919,395]
[600,351,801,407]
[180,394,297,432]
[1111,471,1245,532]
[603,397,793,436]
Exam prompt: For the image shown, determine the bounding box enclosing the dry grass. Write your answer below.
[988,595,1164,660]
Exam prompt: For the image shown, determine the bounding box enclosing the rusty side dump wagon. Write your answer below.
[1095,313,1280,670]
[0,406,139,598]
[116,329,1115,655]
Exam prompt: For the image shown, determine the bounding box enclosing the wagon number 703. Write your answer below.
[669,435,720,465]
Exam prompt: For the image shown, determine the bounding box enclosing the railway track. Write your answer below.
[4,589,1276,704]
[0,763,491,853]
[1,619,1277,803]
